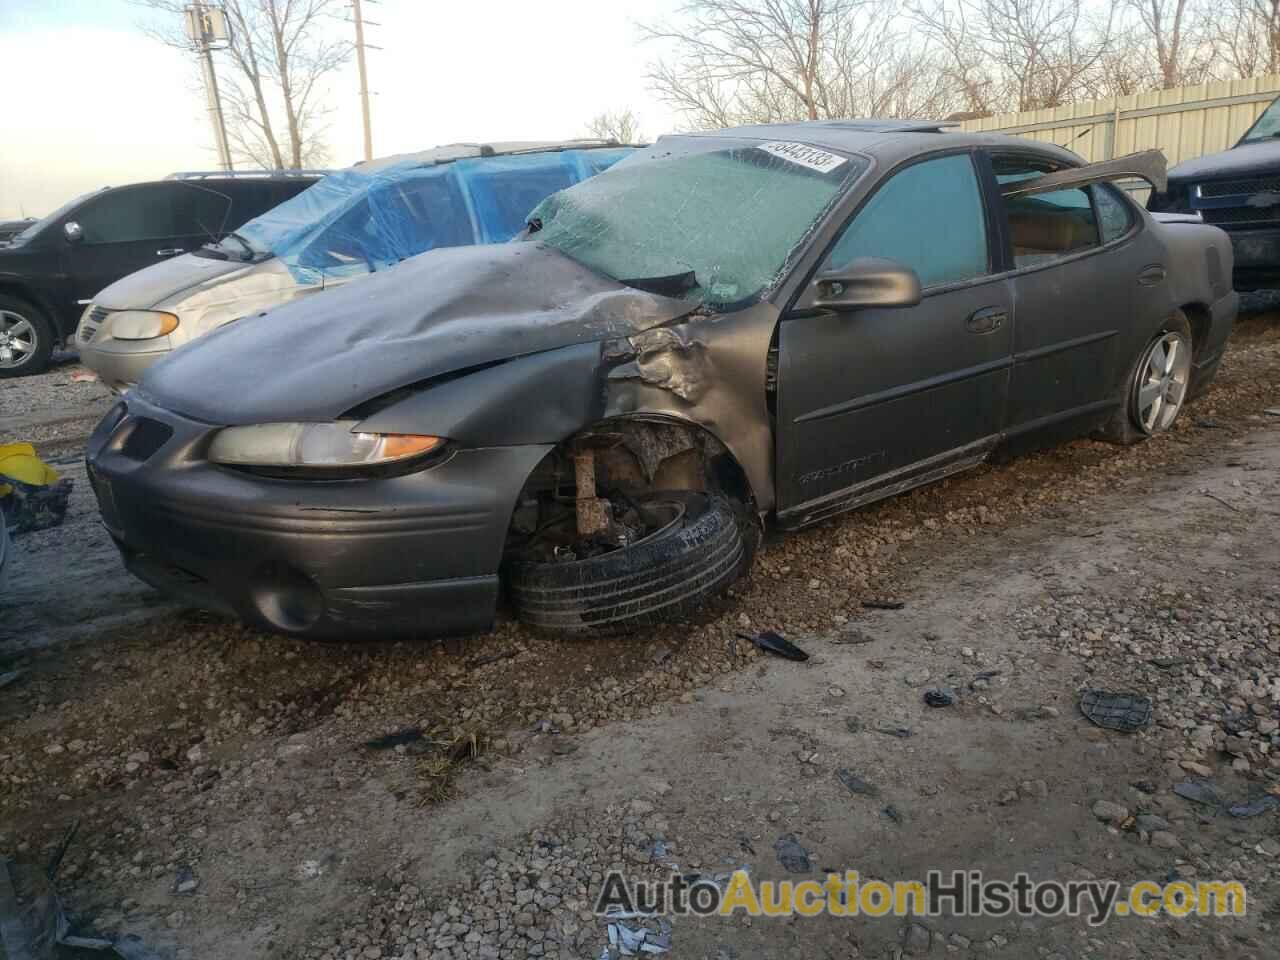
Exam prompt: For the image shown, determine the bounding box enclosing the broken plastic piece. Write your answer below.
[773,834,811,873]
[1228,794,1279,818]
[861,598,904,610]
[1079,690,1152,732]
[1173,779,1224,808]
[923,687,957,707]
[738,631,809,662]
[836,768,881,798]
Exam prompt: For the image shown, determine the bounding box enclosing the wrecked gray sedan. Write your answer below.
[85,121,1237,639]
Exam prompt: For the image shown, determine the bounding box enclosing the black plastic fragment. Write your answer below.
[923,687,957,707]
[738,631,809,662]
[1173,779,1224,808]
[861,599,904,610]
[835,769,880,798]
[1079,689,1152,732]
[773,834,811,873]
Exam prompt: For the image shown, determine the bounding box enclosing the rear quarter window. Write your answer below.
[1092,184,1133,243]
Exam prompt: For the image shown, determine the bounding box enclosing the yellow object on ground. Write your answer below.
[0,442,60,497]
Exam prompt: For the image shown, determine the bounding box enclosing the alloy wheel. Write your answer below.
[0,309,37,369]
[1133,331,1191,434]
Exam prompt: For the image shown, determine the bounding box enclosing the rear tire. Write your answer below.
[0,294,55,378]
[506,491,752,634]
[1098,312,1193,446]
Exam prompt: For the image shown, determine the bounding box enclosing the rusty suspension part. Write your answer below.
[573,448,611,536]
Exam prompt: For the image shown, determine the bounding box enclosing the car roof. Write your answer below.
[356,139,629,173]
[666,119,1084,168]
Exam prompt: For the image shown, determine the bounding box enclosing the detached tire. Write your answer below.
[507,491,751,634]
[0,293,55,378]
[1098,312,1193,446]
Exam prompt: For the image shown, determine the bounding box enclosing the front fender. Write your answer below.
[357,302,781,513]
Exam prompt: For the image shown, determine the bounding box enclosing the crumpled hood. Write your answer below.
[95,252,256,310]
[138,242,695,425]
[1167,139,1280,184]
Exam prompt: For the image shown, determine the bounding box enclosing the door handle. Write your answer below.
[966,306,1006,335]
[155,247,185,256]
[1137,264,1166,285]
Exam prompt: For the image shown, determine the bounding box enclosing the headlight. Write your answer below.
[109,310,179,340]
[208,421,445,469]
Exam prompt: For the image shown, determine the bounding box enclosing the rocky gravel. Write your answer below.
[1,322,1279,959]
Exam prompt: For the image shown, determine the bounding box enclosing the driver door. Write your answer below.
[776,151,1013,528]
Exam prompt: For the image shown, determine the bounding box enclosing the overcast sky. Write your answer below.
[0,0,682,218]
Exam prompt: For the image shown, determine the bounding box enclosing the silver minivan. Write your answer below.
[76,140,632,391]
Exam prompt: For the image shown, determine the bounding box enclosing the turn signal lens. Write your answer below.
[110,310,180,340]
[209,421,444,469]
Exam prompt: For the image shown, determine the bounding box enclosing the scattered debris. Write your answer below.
[738,631,809,662]
[1202,490,1242,513]
[1228,794,1280,819]
[601,912,672,957]
[923,687,957,707]
[1078,689,1151,732]
[861,598,904,610]
[465,649,516,670]
[0,669,24,691]
[69,370,98,383]
[1147,656,1188,670]
[0,443,73,535]
[363,728,424,750]
[1192,417,1223,428]
[773,834,811,873]
[173,865,198,896]
[882,804,905,824]
[1173,779,1224,808]
[872,719,912,738]
[830,626,876,645]
[835,768,881,798]
[532,719,562,735]
[1263,407,1280,417]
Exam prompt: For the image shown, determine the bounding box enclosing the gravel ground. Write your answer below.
[0,322,1278,959]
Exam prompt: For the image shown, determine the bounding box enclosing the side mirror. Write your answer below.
[809,257,922,311]
[64,221,83,243]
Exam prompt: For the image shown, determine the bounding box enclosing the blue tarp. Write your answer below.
[235,147,633,282]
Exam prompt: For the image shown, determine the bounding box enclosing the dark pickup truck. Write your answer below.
[1150,94,1280,291]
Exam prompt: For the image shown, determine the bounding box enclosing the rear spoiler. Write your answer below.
[1000,150,1168,198]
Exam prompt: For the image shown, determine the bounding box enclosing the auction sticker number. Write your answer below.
[758,141,848,174]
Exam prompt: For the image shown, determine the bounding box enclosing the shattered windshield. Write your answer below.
[1238,95,1280,144]
[526,142,864,307]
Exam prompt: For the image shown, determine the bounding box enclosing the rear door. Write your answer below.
[984,152,1152,434]
[776,151,1013,528]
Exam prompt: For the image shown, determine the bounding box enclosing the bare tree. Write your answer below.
[1211,0,1280,78]
[1124,0,1217,88]
[914,0,1118,113]
[585,109,646,143]
[641,0,965,127]
[137,0,350,168]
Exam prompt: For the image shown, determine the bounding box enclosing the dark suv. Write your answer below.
[0,172,322,377]
[1150,94,1280,291]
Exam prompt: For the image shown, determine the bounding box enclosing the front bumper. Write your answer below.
[85,394,551,639]
[78,338,172,393]
[1223,226,1280,291]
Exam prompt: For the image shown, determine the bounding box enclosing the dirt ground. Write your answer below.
[1,318,1279,960]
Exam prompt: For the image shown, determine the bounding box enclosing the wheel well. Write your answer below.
[1179,302,1211,360]
[504,417,756,558]
[0,283,58,336]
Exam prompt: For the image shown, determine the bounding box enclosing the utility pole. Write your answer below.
[352,0,374,161]
[185,2,234,171]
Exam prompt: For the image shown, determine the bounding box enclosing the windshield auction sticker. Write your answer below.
[758,141,849,174]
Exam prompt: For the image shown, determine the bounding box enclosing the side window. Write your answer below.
[73,186,180,243]
[823,153,988,288]
[993,157,1100,267]
[172,184,232,239]
[1092,184,1133,243]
